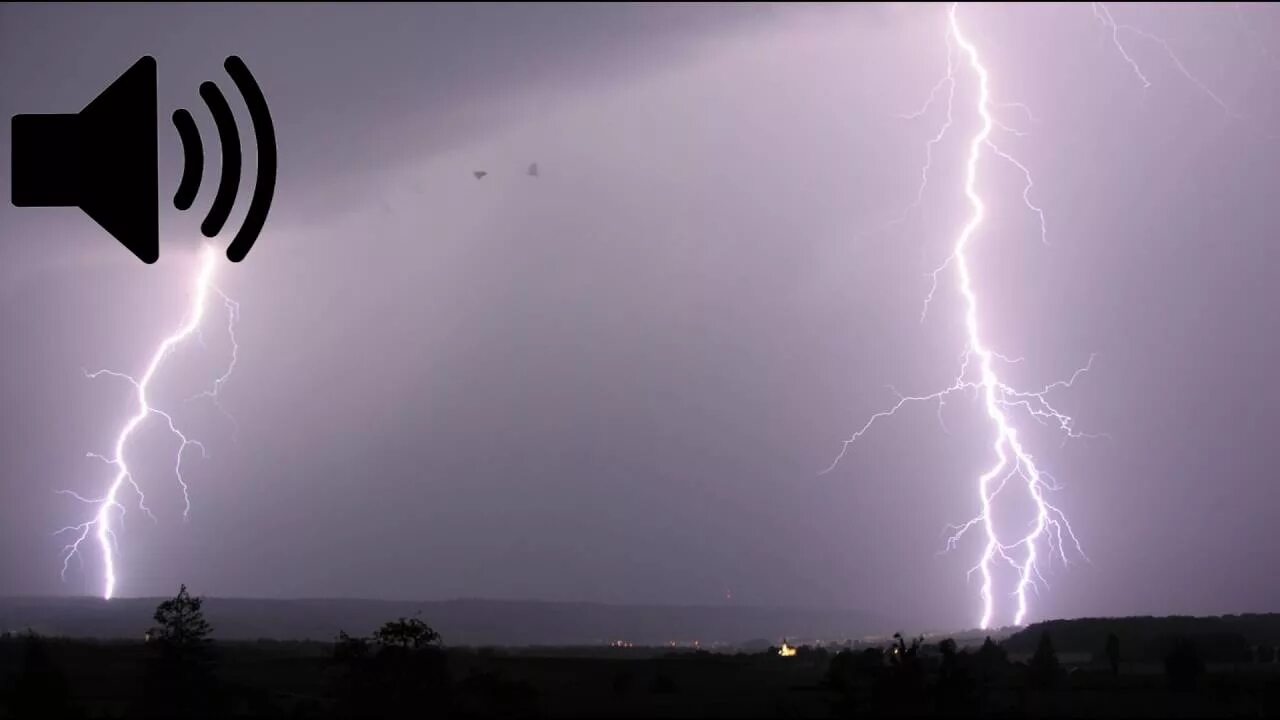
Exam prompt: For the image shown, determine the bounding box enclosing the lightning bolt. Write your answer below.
[824,4,1098,630]
[1091,2,1239,119]
[55,243,239,600]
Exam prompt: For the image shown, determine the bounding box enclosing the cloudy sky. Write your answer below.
[1,2,1278,632]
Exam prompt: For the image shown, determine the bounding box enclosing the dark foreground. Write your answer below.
[3,633,1280,718]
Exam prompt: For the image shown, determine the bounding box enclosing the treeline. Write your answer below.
[1005,615,1280,663]
[0,585,540,719]
[4,589,1280,718]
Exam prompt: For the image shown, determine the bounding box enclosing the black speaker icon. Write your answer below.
[10,55,276,263]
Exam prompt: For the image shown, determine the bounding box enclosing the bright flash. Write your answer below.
[55,243,239,600]
[825,3,1097,630]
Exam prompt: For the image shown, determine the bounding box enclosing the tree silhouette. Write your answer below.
[971,635,1009,694]
[938,638,958,658]
[1028,631,1061,689]
[373,615,441,651]
[136,586,220,718]
[332,615,449,718]
[936,638,977,713]
[1105,632,1121,675]
[150,584,213,648]
[887,633,924,669]
[883,632,925,701]
[975,636,1007,666]
[334,629,371,663]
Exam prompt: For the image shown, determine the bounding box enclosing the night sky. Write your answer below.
[1,2,1278,632]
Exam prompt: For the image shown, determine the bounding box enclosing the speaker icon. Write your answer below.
[10,55,276,264]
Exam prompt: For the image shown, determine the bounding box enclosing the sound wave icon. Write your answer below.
[10,55,277,264]
[172,57,276,263]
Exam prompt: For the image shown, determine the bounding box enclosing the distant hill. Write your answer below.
[1005,615,1280,662]
[0,596,889,646]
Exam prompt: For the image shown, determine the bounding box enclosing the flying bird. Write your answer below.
[527,163,539,177]
[473,171,487,180]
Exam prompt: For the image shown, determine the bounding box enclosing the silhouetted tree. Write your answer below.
[333,629,371,663]
[151,584,213,649]
[332,615,449,719]
[1028,631,1061,689]
[330,630,376,717]
[935,638,977,714]
[881,633,926,705]
[971,635,1009,695]
[136,586,220,719]
[938,638,958,658]
[887,633,923,671]
[975,636,1007,666]
[1105,633,1120,675]
[373,615,441,651]
[857,646,886,672]
[1164,638,1205,691]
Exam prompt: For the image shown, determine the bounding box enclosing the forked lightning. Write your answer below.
[55,244,238,600]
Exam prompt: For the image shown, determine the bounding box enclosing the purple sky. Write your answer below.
[1,2,1279,632]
